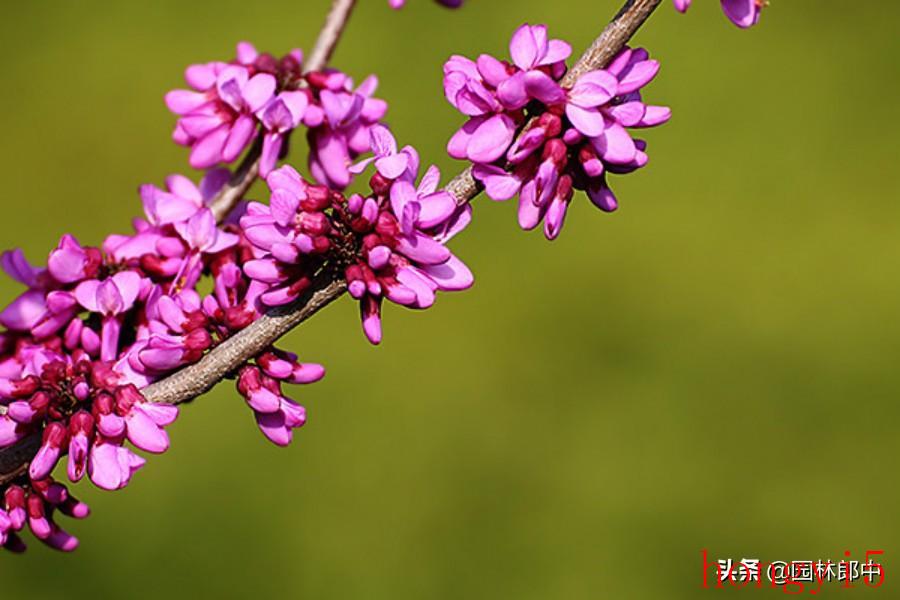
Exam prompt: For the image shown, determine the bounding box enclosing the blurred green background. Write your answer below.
[1,0,898,597]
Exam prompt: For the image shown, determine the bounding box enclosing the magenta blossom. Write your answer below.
[74,271,142,362]
[444,25,670,240]
[306,72,388,190]
[140,169,231,227]
[236,349,323,446]
[389,0,463,8]
[673,0,764,28]
[257,91,309,176]
[167,62,276,168]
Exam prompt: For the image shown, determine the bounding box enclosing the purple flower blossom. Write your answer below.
[240,128,472,345]
[236,350,322,446]
[140,169,231,227]
[389,0,464,8]
[306,73,388,190]
[443,25,670,239]
[258,91,309,176]
[349,124,415,179]
[167,63,276,169]
[673,0,764,28]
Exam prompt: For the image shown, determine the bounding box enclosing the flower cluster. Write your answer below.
[443,24,670,239]
[0,0,763,553]
[0,35,470,552]
[166,42,387,181]
[0,40,349,552]
[673,0,765,28]
[389,0,464,9]
[240,125,473,346]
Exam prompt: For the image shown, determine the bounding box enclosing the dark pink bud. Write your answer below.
[237,366,263,396]
[30,391,51,414]
[557,174,574,201]
[537,112,563,138]
[305,71,331,89]
[1,375,40,399]
[70,410,94,436]
[370,172,392,196]
[26,494,45,520]
[312,236,331,254]
[5,485,25,512]
[299,212,329,236]
[375,212,400,239]
[90,362,120,390]
[224,306,255,330]
[543,138,568,166]
[302,186,332,212]
[93,392,115,417]
[184,329,212,352]
[256,52,279,74]
[115,385,143,414]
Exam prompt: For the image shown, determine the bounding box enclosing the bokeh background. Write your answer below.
[1,0,898,597]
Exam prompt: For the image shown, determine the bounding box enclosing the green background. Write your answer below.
[1,0,898,597]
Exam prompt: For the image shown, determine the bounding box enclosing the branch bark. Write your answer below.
[0,0,661,486]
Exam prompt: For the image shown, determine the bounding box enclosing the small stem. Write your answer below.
[306,0,358,73]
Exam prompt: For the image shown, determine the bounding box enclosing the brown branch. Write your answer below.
[305,0,358,74]
[0,0,661,487]
[142,275,347,405]
[207,0,359,221]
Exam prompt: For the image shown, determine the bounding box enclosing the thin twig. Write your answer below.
[207,0,359,221]
[0,0,662,485]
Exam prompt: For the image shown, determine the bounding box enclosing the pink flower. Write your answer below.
[307,74,388,190]
[389,0,464,8]
[674,0,764,28]
[87,440,146,491]
[74,271,142,361]
[236,361,316,447]
[350,125,415,180]
[140,169,231,227]
[257,92,309,176]
[445,25,670,240]
[167,63,276,169]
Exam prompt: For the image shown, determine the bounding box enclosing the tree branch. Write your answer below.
[208,0,359,221]
[142,275,347,405]
[0,0,661,486]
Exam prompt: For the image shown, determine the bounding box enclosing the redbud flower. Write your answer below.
[258,91,309,176]
[74,271,142,361]
[167,63,276,168]
[674,0,764,28]
[236,358,317,447]
[306,74,388,190]
[389,0,464,8]
[444,24,670,240]
[140,169,231,226]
